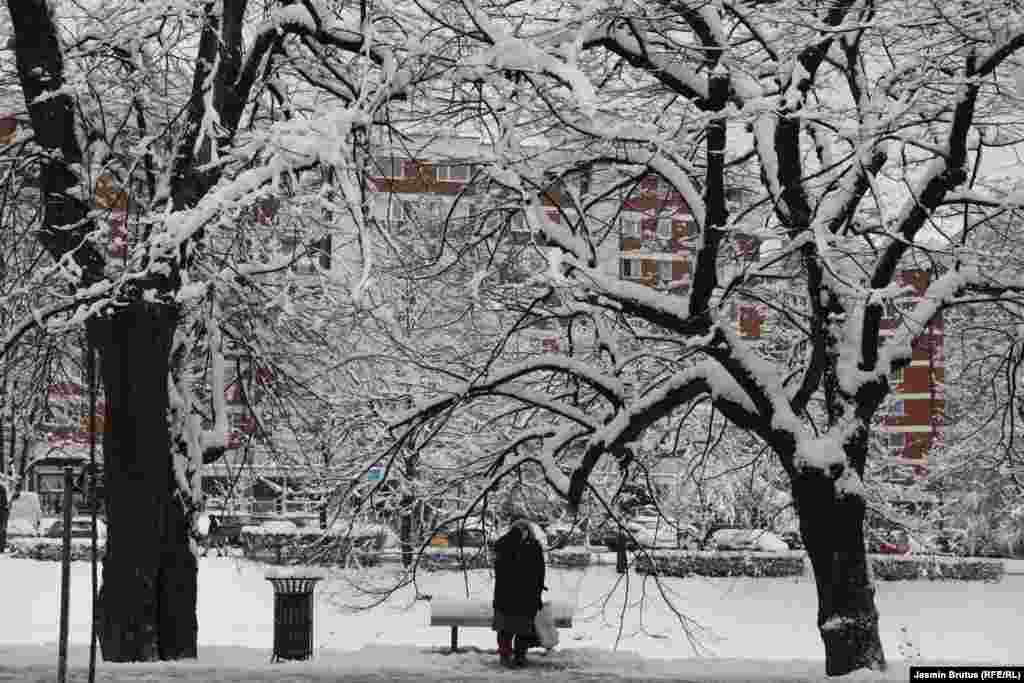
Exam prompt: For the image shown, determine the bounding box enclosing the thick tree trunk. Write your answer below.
[88,303,197,661]
[792,470,885,676]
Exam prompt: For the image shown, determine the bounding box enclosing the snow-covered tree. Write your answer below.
[1,0,429,661]
[377,0,1024,675]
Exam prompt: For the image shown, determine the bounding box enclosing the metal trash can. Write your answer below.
[266,574,323,662]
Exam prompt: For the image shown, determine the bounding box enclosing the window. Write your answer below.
[279,235,300,255]
[37,473,65,493]
[379,199,412,228]
[892,367,904,385]
[372,156,402,178]
[621,215,641,238]
[656,260,672,283]
[436,164,470,181]
[657,218,673,239]
[620,258,639,279]
[736,237,758,258]
[230,412,257,434]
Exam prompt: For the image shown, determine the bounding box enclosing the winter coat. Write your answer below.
[492,521,546,635]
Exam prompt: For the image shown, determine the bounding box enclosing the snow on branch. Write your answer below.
[977,29,1024,76]
[386,358,621,439]
[200,299,230,454]
[491,388,601,430]
[875,76,979,287]
[565,255,695,333]
[467,8,598,116]
[810,144,889,244]
[877,266,977,369]
[794,436,846,474]
[523,198,589,263]
[642,152,707,231]
[168,333,202,506]
[582,23,711,105]
[753,111,784,209]
[713,322,807,437]
[466,356,624,406]
[589,360,754,456]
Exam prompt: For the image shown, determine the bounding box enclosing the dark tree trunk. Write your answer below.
[88,303,197,662]
[0,485,8,552]
[400,504,414,568]
[792,469,885,676]
[400,455,419,568]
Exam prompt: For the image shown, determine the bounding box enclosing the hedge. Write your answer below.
[870,555,1004,582]
[239,528,386,566]
[7,538,106,562]
[548,548,594,568]
[419,547,491,571]
[635,550,806,578]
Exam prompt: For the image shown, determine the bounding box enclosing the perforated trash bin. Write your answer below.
[266,574,323,662]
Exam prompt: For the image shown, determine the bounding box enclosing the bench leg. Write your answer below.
[450,626,458,652]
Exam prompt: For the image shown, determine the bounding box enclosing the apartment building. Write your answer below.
[878,269,944,477]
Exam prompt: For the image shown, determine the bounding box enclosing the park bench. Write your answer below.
[429,598,574,651]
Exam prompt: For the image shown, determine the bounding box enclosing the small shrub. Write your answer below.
[870,555,1004,582]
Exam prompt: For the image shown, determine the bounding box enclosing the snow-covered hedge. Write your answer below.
[549,548,593,568]
[6,538,105,562]
[634,550,805,578]
[870,555,1004,582]
[240,528,389,566]
[420,547,491,571]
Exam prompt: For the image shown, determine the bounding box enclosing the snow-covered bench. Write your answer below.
[428,598,574,651]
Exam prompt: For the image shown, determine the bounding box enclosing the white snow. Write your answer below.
[794,437,846,473]
[0,555,1018,679]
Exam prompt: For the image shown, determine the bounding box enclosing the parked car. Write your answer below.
[45,516,108,542]
[5,517,40,538]
[632,515,698,549]
[260,519,299,535]
[708,528,789,552]
[868,529,923,555]
[546,520,588,549]
[444,525,486,548]
[6,493,43,538]
[327,520,400,549]
[592,515,696,550]
[592,519,637,550]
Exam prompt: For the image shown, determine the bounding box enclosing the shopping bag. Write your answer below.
[534,602,559,650]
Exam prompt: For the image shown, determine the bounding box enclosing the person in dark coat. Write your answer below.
[206,514,222,556]
[492,518,546,667]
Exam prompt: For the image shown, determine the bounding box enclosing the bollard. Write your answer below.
[57,466,74,683]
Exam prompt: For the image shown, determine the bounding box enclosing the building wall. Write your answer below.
[879,270,944,474]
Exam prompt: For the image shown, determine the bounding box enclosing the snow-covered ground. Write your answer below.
[1,554,1019,680]
[0,642,940,682]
